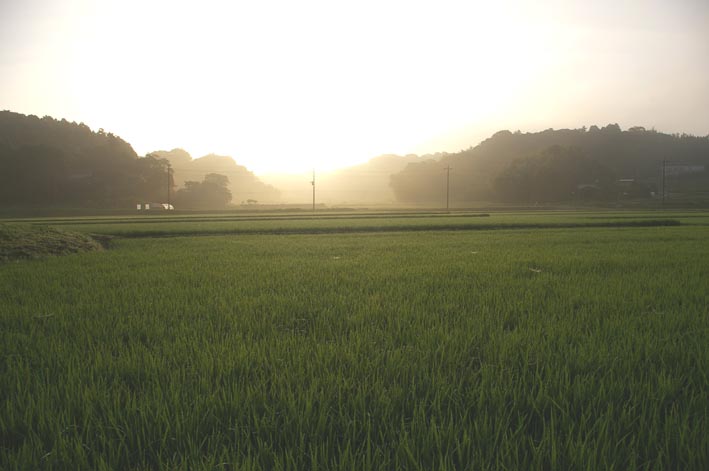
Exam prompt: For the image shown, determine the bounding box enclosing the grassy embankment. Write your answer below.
[0,224,105,262]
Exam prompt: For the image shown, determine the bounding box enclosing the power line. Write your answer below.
[661,160,666,206]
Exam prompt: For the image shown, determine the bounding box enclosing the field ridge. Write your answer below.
[109,218,681,238]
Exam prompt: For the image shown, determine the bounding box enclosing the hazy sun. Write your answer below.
[57,1,548,172]
[5,0,707,174]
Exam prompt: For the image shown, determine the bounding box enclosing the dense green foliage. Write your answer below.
[0,224,103,262]
[391,125,709,204]
[1,212,707,469]
[494,145,615,202]
[0,111,174,208]
[0,112,273,209]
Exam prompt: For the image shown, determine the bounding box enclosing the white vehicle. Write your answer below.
[137,203,174,210]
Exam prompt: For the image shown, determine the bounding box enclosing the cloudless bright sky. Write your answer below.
[1,0,708,174]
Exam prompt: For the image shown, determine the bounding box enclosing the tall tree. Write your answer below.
[174,173,232,209]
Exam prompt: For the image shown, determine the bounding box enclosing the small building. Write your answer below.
[665,164,705,176]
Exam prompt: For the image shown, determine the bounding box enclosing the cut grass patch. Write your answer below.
[0,224,105,262]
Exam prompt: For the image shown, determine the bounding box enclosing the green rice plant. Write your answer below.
[42,212,691,238]
[0,216,707,469]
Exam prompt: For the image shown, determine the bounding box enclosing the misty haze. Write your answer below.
[0,0,707,469]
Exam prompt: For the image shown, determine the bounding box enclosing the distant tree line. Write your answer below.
[148,149,280,204]
[173,173,232,209]
[0,111,232,209]
[3,111,708,208]
[390,125,709,204]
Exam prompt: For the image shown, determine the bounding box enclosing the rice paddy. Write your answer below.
[1,210,707,469]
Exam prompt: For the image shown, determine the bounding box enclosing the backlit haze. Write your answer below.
[1,0,708,175]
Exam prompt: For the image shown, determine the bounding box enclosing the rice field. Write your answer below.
[1,210,707,469]
[11,209,708,238]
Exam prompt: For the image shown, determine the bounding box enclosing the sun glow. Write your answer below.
[57,1,546,173]
[2,0,708,174]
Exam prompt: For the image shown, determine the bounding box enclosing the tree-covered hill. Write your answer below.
[0,111,169,208]
[0,111,279,209]
[390,125,709,204]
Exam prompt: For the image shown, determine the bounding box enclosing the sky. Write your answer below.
[1,0,708,174]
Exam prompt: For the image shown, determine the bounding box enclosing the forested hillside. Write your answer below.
[2,111,707,208]
[0,111,278,209]
[391,125,709,204]
[0,111,169,208]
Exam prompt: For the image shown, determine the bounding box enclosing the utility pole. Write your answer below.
[167,163,172,208]
[311,168,315,212]
[445,165,451,211]
[661,160,666,206]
